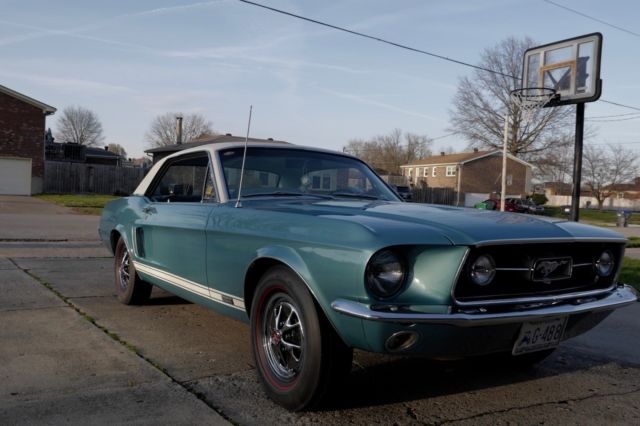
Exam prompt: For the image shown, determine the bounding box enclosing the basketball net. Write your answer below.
[510,87,558,123]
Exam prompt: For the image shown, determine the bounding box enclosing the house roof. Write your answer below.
[401,150,533,169]
[606,181,640,192]
[544,181,592,196]
[0,85,56,115]
[145,134,289,154]
[408,151,491,166]
[85,147,122,159]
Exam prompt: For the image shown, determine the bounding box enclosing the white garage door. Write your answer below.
[0,157,32,195]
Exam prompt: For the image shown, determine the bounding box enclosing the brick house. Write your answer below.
[400,150,533,206]
[0,85,56,194]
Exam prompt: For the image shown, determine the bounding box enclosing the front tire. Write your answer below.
[250,266,353,411]
[114,237,152,305]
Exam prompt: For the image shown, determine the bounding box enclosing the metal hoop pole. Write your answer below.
[501,112,509,212]
[570,103,585,222]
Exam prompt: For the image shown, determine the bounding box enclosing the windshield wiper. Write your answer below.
[242,191,332,199]
[330,191,380,200]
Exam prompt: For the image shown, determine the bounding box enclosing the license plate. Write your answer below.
[512,317,567,355]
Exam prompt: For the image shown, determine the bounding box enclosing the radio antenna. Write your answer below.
[235,105,253,208]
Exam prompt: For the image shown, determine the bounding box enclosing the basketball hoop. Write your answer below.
[510,87,559,122]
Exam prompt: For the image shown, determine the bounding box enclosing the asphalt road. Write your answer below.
[1,196,639,425]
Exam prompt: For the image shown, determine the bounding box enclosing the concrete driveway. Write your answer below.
[0,196,227,424]
[0,195,108,257]
[1,195,639,425]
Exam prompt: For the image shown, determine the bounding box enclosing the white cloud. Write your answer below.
[0,71,135,95]
[122,0,228,18]
[317,86,439,121]
[133,90,221,116]
[0,1,228,47]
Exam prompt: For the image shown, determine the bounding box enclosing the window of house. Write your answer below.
[307,171,335,191]
[507,174,513,186]
[432,167,437,177]
[423,167,429,177]
[446,166,456,177]
[618,192,625,199]
[322,175,331,190]
[416,167,421,177]
[407,168,413,177]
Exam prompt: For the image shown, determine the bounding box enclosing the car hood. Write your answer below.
[247,199,625,246]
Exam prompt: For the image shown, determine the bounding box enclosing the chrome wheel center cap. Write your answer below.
[270,330,282,345]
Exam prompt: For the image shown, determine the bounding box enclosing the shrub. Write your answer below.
[530,193,548,205]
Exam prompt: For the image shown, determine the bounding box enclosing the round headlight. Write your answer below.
[469,255,496,286]
[365,250,406,299]
[595,250,614,277]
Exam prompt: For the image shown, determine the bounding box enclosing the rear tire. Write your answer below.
[250,266,353,411]
[114,237,152,305]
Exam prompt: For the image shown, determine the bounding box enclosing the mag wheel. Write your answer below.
[261,293,304,383]
[114,237,152,305]
[251,266,352,411]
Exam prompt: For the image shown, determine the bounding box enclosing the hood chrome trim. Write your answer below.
[472,237,627,247]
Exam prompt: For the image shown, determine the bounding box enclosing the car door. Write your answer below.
[135,152,217,298]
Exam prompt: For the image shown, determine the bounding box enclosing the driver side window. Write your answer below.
[149,154,213,202]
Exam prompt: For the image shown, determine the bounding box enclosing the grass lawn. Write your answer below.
[627,237,640,248]
[620,257,640,292]
[544,206,640,225]
[36,194,120,215]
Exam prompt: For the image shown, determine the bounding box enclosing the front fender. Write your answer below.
[247,245,371,351]
[254,245,314,292]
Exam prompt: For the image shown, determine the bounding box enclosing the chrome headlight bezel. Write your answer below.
[595,250,615,277]
[365,249,407,299]
[469,254,496,286]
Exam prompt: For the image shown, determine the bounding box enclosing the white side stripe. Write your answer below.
[133,261,245,311]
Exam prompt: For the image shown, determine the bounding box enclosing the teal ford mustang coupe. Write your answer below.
[99,142,637,411]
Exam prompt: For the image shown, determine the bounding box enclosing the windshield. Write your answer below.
[219,147,400,201]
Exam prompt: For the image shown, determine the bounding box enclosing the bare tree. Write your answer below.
[343,128,432,174]
[532,143,574,183]
[449,36,574,161]
[582,144,638,210]
[56,106,105,146]
[107,143,127,158]
[145,112,216,147]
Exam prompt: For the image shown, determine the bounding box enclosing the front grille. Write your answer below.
[453,242,625,304]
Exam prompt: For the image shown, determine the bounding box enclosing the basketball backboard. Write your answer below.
[522,33,602,106]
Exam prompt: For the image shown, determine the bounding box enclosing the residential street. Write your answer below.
[1,196,639,425]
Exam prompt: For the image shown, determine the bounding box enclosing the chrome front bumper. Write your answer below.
[331,284,637,327]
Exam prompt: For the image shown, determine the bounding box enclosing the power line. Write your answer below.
[543,0,640,39]
[236,0,515,78]
[238,0,640,113]
[586,141,640,146]
[600,99,640,112]
[588,115,640,123]
[431,132,458,141]
[588,111,640,119]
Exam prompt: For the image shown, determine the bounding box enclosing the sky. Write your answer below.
[2,0,639,159]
